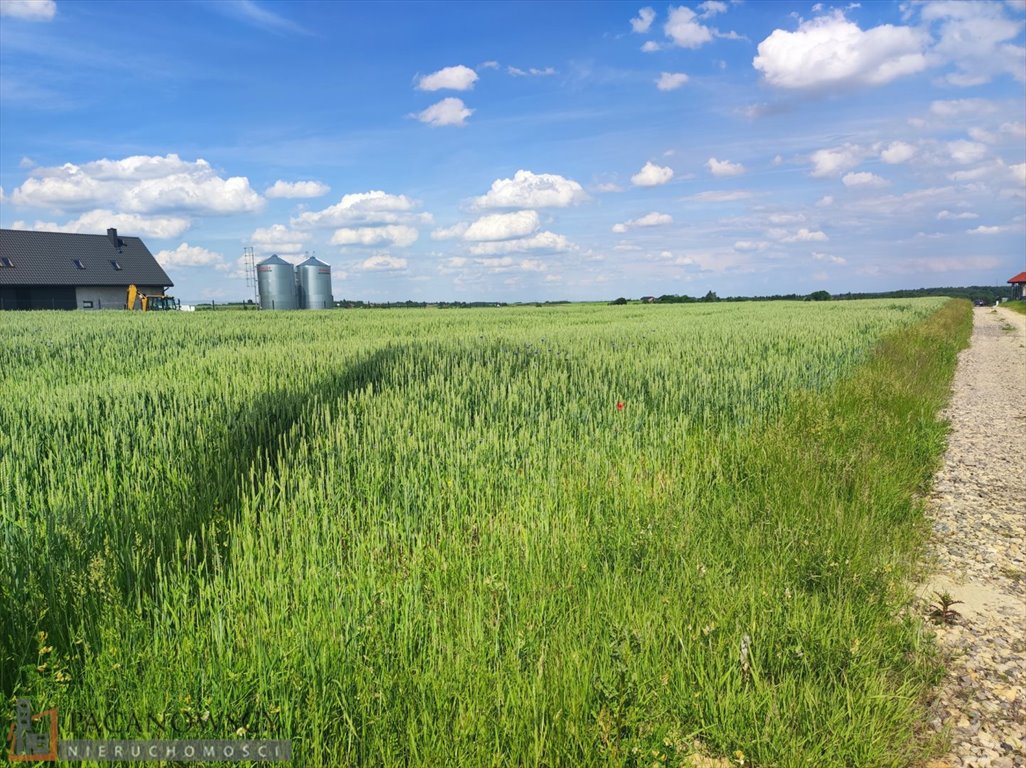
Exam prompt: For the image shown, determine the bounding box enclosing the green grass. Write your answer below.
[0,299,970,766]
[1001,300,1026,315]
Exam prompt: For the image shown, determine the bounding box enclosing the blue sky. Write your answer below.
[1,0,1024,303]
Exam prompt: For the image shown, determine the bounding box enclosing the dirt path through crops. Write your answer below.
[923,306,1026,768]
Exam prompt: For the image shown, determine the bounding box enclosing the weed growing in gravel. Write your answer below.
[929,592,964,625]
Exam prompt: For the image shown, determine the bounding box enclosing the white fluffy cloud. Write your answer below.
[442,256,550,274]
[1000,122,1026,140]
[809,144,866,177]
[463,210,540,241]
[358,254,408,271]
[631,7,655,33]
[656,72,689,90]
[0,0,55,20]
[154,243,224,268]
[770,228,829,243]
[968,124,1021,144]
[11,154,263,216]
[413,97,473,127]
[706,157,745,176]
[921,0,1026,86]
[331,225,419,247]
[842,171,889,187]
[507,66,557,77]
[430,222,469,240]
[767,213,806,225]
[947,160,1005,182]
[416,65,479,91]
[612,212,673,232]
[295,191,429,262]
[699,1,726,17]
[631,211,673,227]
[664,6,713,48]
[292,191,419,228]
[12,209,191,239]
[790,229,829,242]
[631,161,674,187]
[947,140,988,164]
[468,231,573,255]
[929,98,998,118]
[264,180,330,198]
[754,11,927,89]
[755,4,1024,92]
[840,186,956,216]
[474,170,587,209]
[250,224,310,254]
[936,210,979,220]
[487,258,530,273]
[880,141,917,164]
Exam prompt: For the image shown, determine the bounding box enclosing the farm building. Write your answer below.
[0,228,172,310]
[1008,271,1026,301]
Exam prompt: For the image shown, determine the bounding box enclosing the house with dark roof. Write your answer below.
[0,228,172,310]
[1008,271,1026,301]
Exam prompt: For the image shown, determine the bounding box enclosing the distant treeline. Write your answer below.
[205,287,1011,310]
[635,285,1012,305]
[337,300,506,309]
[335,299,577,309]
[621,290,815,304]
[831,285,1012,302]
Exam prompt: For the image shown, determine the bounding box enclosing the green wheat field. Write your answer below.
[1,299,970,767]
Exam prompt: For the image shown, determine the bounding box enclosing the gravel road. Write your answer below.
[923,306,1026,768]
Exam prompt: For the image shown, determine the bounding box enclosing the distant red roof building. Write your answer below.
[1009,271,1026,300]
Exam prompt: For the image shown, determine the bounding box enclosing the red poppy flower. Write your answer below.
[616,401,625,411]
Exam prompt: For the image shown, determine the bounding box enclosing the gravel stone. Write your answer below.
[922,307,1026,763]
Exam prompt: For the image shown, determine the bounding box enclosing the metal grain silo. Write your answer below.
[256,254,298,310]
[297,255,333,309]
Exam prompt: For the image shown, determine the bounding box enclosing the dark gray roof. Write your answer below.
[257,254,292,267]
[0,228,173,288]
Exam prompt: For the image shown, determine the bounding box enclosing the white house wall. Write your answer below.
[75,285,165,309]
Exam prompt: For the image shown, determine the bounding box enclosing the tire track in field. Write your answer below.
[923,306,1026,767]
[1,347,404,697]
[185,345,403,559]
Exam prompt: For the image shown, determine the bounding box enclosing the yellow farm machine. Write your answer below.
[127,284,180,312]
